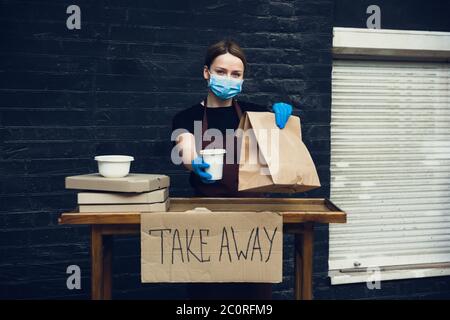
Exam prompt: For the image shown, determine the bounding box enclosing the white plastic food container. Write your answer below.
[200,149,226,180]
[94,155,134,178]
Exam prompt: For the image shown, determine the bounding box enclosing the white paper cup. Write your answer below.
[200,149,226,180]
[95,155,134,178]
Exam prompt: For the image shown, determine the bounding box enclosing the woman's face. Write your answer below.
[203,52,244,81]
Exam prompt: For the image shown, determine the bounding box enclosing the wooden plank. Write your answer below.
[59,210,346,225]
[60,212,140,225]
[59,197,346,226]
[170,202,330,212]
[282,212,346,224]
[170,197,333,212]
[59,197,346,216]
[171,197,329,205]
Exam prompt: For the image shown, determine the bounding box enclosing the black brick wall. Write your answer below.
[1,0,450,300]
[0,0,333,299]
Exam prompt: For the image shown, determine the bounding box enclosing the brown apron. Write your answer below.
[188,97,272,299]
[191,96,264,198]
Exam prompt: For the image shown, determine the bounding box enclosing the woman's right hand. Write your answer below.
[191,156,215,184]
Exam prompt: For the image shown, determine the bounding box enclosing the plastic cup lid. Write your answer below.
[94,155,134,162]
[200,149,226,155]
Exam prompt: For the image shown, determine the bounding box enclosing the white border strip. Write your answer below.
[333,27,450,59]
[329,267,450,285]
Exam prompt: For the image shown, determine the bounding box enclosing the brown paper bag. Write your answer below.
[235,112,321,193]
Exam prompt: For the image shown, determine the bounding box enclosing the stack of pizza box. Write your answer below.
[65,173,170,213]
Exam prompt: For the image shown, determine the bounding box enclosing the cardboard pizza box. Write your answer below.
[78,198,170,213]
[65,173,170,193]
[77,188,168,204]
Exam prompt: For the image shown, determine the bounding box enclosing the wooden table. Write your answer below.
[59,197,346,300]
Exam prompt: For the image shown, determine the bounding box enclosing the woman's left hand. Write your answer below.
[272,102,292,129]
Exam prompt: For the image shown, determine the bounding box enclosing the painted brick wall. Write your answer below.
[0,0,333,299]
[2,0,449,300]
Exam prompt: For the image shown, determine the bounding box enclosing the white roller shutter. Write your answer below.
[329,59,450,272]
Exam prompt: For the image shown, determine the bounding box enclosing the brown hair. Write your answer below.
[204,38,247,71]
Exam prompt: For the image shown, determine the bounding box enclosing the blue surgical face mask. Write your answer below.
[207,70,244,100]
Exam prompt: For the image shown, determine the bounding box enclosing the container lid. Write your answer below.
[95,155,134,162]
[199,149,226,155]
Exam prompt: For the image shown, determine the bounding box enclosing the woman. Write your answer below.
[171,39,293,299]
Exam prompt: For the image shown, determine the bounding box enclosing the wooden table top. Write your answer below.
[59,197,346,225]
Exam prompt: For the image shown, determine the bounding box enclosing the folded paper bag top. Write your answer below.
[235,112,321,193]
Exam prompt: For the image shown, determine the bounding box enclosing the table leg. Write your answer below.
[294,233,303,300]
[302,223,314,300]
[91,225,104,300]
[102,235,113,300]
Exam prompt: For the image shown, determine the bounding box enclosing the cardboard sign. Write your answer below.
[141,210,283,283]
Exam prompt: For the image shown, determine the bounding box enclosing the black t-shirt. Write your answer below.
[171,99,270,194]
[172,100,269,136]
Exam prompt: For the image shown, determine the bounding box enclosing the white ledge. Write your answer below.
[329,263,450,285]
[333,27,450,60]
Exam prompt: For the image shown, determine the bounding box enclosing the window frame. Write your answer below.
[329,27,450,285]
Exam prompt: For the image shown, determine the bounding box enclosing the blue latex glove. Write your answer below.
[191,156,215,184]
[272,102,293,129]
